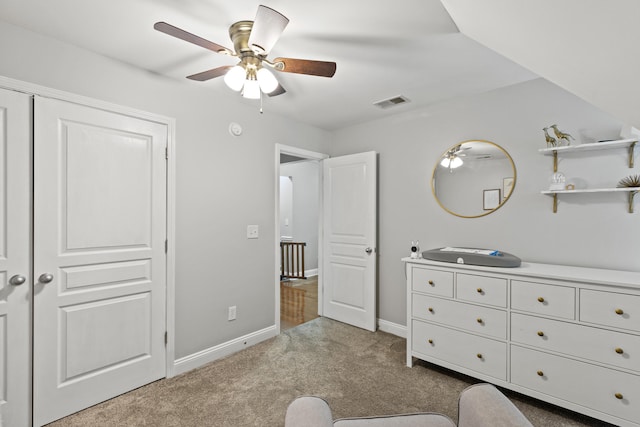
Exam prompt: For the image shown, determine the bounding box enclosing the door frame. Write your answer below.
[274,144,328,332]
[0,75,177,377]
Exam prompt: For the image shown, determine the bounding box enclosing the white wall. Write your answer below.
[280,161,320,272]
[0,21,332,359]
[279,176,294,239]
[330,78,634,326]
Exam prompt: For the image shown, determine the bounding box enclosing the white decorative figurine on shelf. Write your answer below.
[410,241,422,259]
[549,172,566,190]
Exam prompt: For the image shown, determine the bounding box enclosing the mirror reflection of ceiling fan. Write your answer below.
[440,144,470,170]
[154,5,337,100]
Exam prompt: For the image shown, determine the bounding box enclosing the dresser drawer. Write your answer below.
[580,289,640,332]
[413,320,507,380]
[511,345,640,425]
[457,274,507,307]
[511,313,640,373]
[411,267,454,297]
[413,294,507,339]
[511,280,575,319]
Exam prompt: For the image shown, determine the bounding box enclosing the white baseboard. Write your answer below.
[172,325,278,376]
[377,319,406,338]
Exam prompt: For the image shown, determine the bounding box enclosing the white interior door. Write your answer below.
[33,97,168,426]
[0,88,31,426]
[322,152,377,331]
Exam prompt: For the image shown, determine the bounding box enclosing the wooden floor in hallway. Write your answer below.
[280,276,318,331]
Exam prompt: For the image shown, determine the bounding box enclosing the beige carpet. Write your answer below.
[48,318,610,426]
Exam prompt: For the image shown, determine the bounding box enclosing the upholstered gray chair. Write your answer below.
[285,383,534,427]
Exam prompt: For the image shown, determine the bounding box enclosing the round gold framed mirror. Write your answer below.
[432,140,516,218]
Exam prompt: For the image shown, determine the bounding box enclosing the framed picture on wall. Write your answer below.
[483,189,501,210]
[502,177,514,201]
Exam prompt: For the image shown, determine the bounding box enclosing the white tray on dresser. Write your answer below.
[404,258,640,427]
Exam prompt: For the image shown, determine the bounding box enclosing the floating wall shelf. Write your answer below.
[541,188,638,213]
[539,138,637,172]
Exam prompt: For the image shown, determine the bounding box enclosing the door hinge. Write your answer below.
[165,239,168,253]
[164,331,168,345]
[165,147,169,160]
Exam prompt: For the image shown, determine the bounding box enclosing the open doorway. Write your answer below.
[275,146,378,333]
[275,145,328,332]
[279,157,319,330]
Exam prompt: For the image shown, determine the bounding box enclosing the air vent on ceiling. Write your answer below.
[373,95,410,109]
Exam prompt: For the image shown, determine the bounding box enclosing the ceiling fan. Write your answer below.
[154,5,337,100]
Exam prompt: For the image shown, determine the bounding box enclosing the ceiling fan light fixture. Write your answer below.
[242,78,261,99]
[441,156,464,169]
[451,157,463,168]
[224,65,246,91]
[257,67,279,94]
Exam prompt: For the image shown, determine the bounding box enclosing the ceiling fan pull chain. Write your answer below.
[260,91,264,114]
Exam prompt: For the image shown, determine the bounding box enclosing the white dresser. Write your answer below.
[404,258,640,427]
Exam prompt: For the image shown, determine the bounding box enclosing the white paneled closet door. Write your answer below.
[33,97,168,426]
[0,88,32,426]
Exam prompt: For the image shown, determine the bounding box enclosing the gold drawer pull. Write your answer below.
[537,297,545,303]
[615,393,624,400]
[476,318,483,324]
[428,280,434,286]
[537,370,544,377]
[615,347,624,354]
[615,308,624,315]
[476,288,483,293]
[428,339,434,344]
[537,331,545,337]
[428,307,434,313]
[476,353,483,359]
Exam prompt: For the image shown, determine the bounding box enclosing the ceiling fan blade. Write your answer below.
[187,66,232,81]
[267,84,287,97]
[154,22,233,55]
[248,5,289,55]
[273,57,337,77]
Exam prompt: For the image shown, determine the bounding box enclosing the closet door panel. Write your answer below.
[0,88,31,427]
[33,97,167,426]
[63,124,152,250]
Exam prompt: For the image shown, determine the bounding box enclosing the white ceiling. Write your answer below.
[0,0,539,130]
[440,0,640,131]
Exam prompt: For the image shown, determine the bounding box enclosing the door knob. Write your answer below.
[365,247,373,254]
[9,275,26,286]
[39,273,54,284]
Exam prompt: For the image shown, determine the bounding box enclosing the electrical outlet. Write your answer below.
[228,305,236,321]
[247,225,259,239]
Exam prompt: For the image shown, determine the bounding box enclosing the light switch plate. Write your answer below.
[247,225,259,239]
